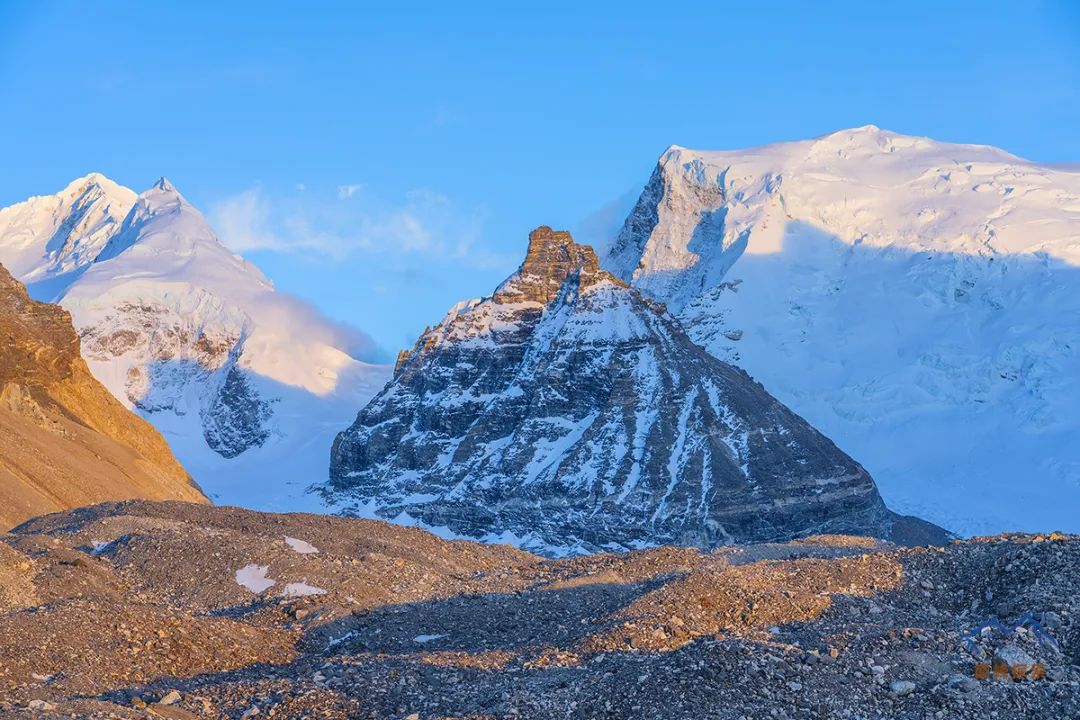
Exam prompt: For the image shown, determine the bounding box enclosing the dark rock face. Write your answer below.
[326,227,943,555]
[202,362,275,458]
[78,299,277,460]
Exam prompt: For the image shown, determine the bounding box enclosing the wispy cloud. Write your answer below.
[337,183,364,199]
[209,184,503,266]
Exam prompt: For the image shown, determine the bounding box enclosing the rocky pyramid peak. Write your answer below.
[327,227,944,554]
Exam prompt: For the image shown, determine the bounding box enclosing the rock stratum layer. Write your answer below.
[0,263,206,529]
[327,226,943,554]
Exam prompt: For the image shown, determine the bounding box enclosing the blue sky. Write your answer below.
[1,1,1078,355]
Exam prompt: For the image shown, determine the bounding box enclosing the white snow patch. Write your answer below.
[324,630,358,651]
[284,536,320,554]
[413,634,445,644]
[282,582,326,597]
[235,564,276,593]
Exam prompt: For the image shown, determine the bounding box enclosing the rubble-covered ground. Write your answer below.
[1,501,1077,719]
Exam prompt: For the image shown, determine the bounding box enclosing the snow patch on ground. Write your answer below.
[284,536,320,554]
[235,564,276,593]
[282,582,326,597]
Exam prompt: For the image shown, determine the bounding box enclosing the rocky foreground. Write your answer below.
[0,501,1076,719]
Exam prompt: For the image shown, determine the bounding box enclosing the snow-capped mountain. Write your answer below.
[326,226,943,555]
[0,173,135,298]
[605,126,1080,536]
[0,175,391,509]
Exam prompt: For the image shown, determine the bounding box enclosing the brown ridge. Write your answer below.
[0,262,206,529]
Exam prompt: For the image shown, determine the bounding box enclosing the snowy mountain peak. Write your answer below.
[819,123,884,139]
[93,177,254,272]
[608,126,1080,311]
[0,173,135,291]
[0,173,392,510]
[602,130,1080,536]
[133,177,189,214]
[59,172,128,199]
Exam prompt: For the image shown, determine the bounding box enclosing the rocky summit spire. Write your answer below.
[325,226,946,555]
[152,176,177,193]
[493,226,605,305]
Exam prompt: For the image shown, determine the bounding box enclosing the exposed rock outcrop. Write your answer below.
[326,227,944,554]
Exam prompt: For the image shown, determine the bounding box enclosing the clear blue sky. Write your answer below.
[2,1,1078,355]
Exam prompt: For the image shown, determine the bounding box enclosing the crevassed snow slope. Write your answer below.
[605,126,1080,536]
[0,175,391,510]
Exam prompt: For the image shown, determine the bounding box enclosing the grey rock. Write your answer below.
[947,674,978,693]
[159,689,182,705]
[1039,610,1063,631]
[889,680,916,696]
[993,644,1036,668]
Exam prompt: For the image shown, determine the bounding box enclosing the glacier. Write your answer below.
[604,125,1080,537]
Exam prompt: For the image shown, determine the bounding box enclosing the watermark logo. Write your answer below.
[965,614,1058,682]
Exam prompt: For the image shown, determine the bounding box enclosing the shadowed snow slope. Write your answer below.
[605,126,1080,536]
[326,226,945,555]
[0,175,391,510]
